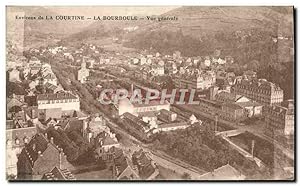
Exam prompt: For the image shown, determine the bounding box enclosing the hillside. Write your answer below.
[123,6,293,56]
[63,7,293,59]
[7,6,89,49]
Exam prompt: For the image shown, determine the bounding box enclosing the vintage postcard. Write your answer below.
[6,6,294,181]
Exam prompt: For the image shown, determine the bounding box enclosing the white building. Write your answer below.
[37,92,80,111]
[118,98,170,116]
[77,62,90,83]
[9,68,20,82]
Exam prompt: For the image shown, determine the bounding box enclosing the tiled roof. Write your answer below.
[216,91,242,102]
[97,132,119,146]
[138,111,157,118]
[132,150,156,179]
[57,118,83,131]
[222,103,244,110]
[42,167,76,180]
[235,101,262,108]
[122,112,149,129]
[6,126,37,148]
[159,109,174,117]
[37,92,77,101]
[158,122,189,129]
[268,100,294,115]
[22,134,49,166]
[44,82,58,90]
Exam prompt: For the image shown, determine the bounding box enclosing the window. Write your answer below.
[24,137,29,144]
[15,138,20,145]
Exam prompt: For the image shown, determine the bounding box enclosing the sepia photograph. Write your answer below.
[5,5,295,181]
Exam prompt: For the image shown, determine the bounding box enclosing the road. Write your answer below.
[103,117,207,178]
[145,149,206,179]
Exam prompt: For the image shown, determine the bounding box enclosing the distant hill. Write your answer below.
[7,6,89,49]
[7,6,293,62]
[64,7,293,58]
[122,6,293,63]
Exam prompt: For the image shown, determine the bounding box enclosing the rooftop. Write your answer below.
[198,164,245,180]
[37,92,77,101]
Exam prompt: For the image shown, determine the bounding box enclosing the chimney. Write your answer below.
[45,133,48,139]
[32,109,36,118]
[50,137,54,144]
[287,99,294,110]
[59,148,63,169]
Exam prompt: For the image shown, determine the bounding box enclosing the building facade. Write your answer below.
[118,98,170,116]
[265,100,294,137]
[37,92,80,111]
[77,62,90,83]
[233,78,284,105]
[174,71,216,90]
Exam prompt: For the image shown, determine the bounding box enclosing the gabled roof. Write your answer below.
[103,135,119,146]
[235,101,262,108]
[37,92,77,101]
[57,118,83,131]
[44,82,58,91]
[7,97,25,107]
[21,134,50,167]
[42,167,76,180]
[222,103,244,110]
[44,117,58,125]
[97,131,119,146]
[6,126,37,148]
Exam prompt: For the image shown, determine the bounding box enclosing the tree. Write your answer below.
[72,110,78,117]
[182,172,191,180]
[9,106,22,113]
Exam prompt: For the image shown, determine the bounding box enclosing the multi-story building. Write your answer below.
[41,167,76,180]
[8,68,20,82]
[243,70,257,80]
[6,123,37,178]
[37,92,80,111]
[265,100,294,138]
[118,98,170,116]
[233,78,284,105]
[151,64,164,76]
[42,73,57,86]
[77,62,89,83]
[132,149,159,180]
[17,134,73,180]
[198,98,246,122]
[174,71,216,90]
[215,91,263,117]
[94,131,120,157]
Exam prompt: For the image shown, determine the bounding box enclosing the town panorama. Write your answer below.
[6,6,294,181]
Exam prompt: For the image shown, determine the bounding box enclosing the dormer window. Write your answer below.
[15,138,20,145]
[24,137,29,144]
